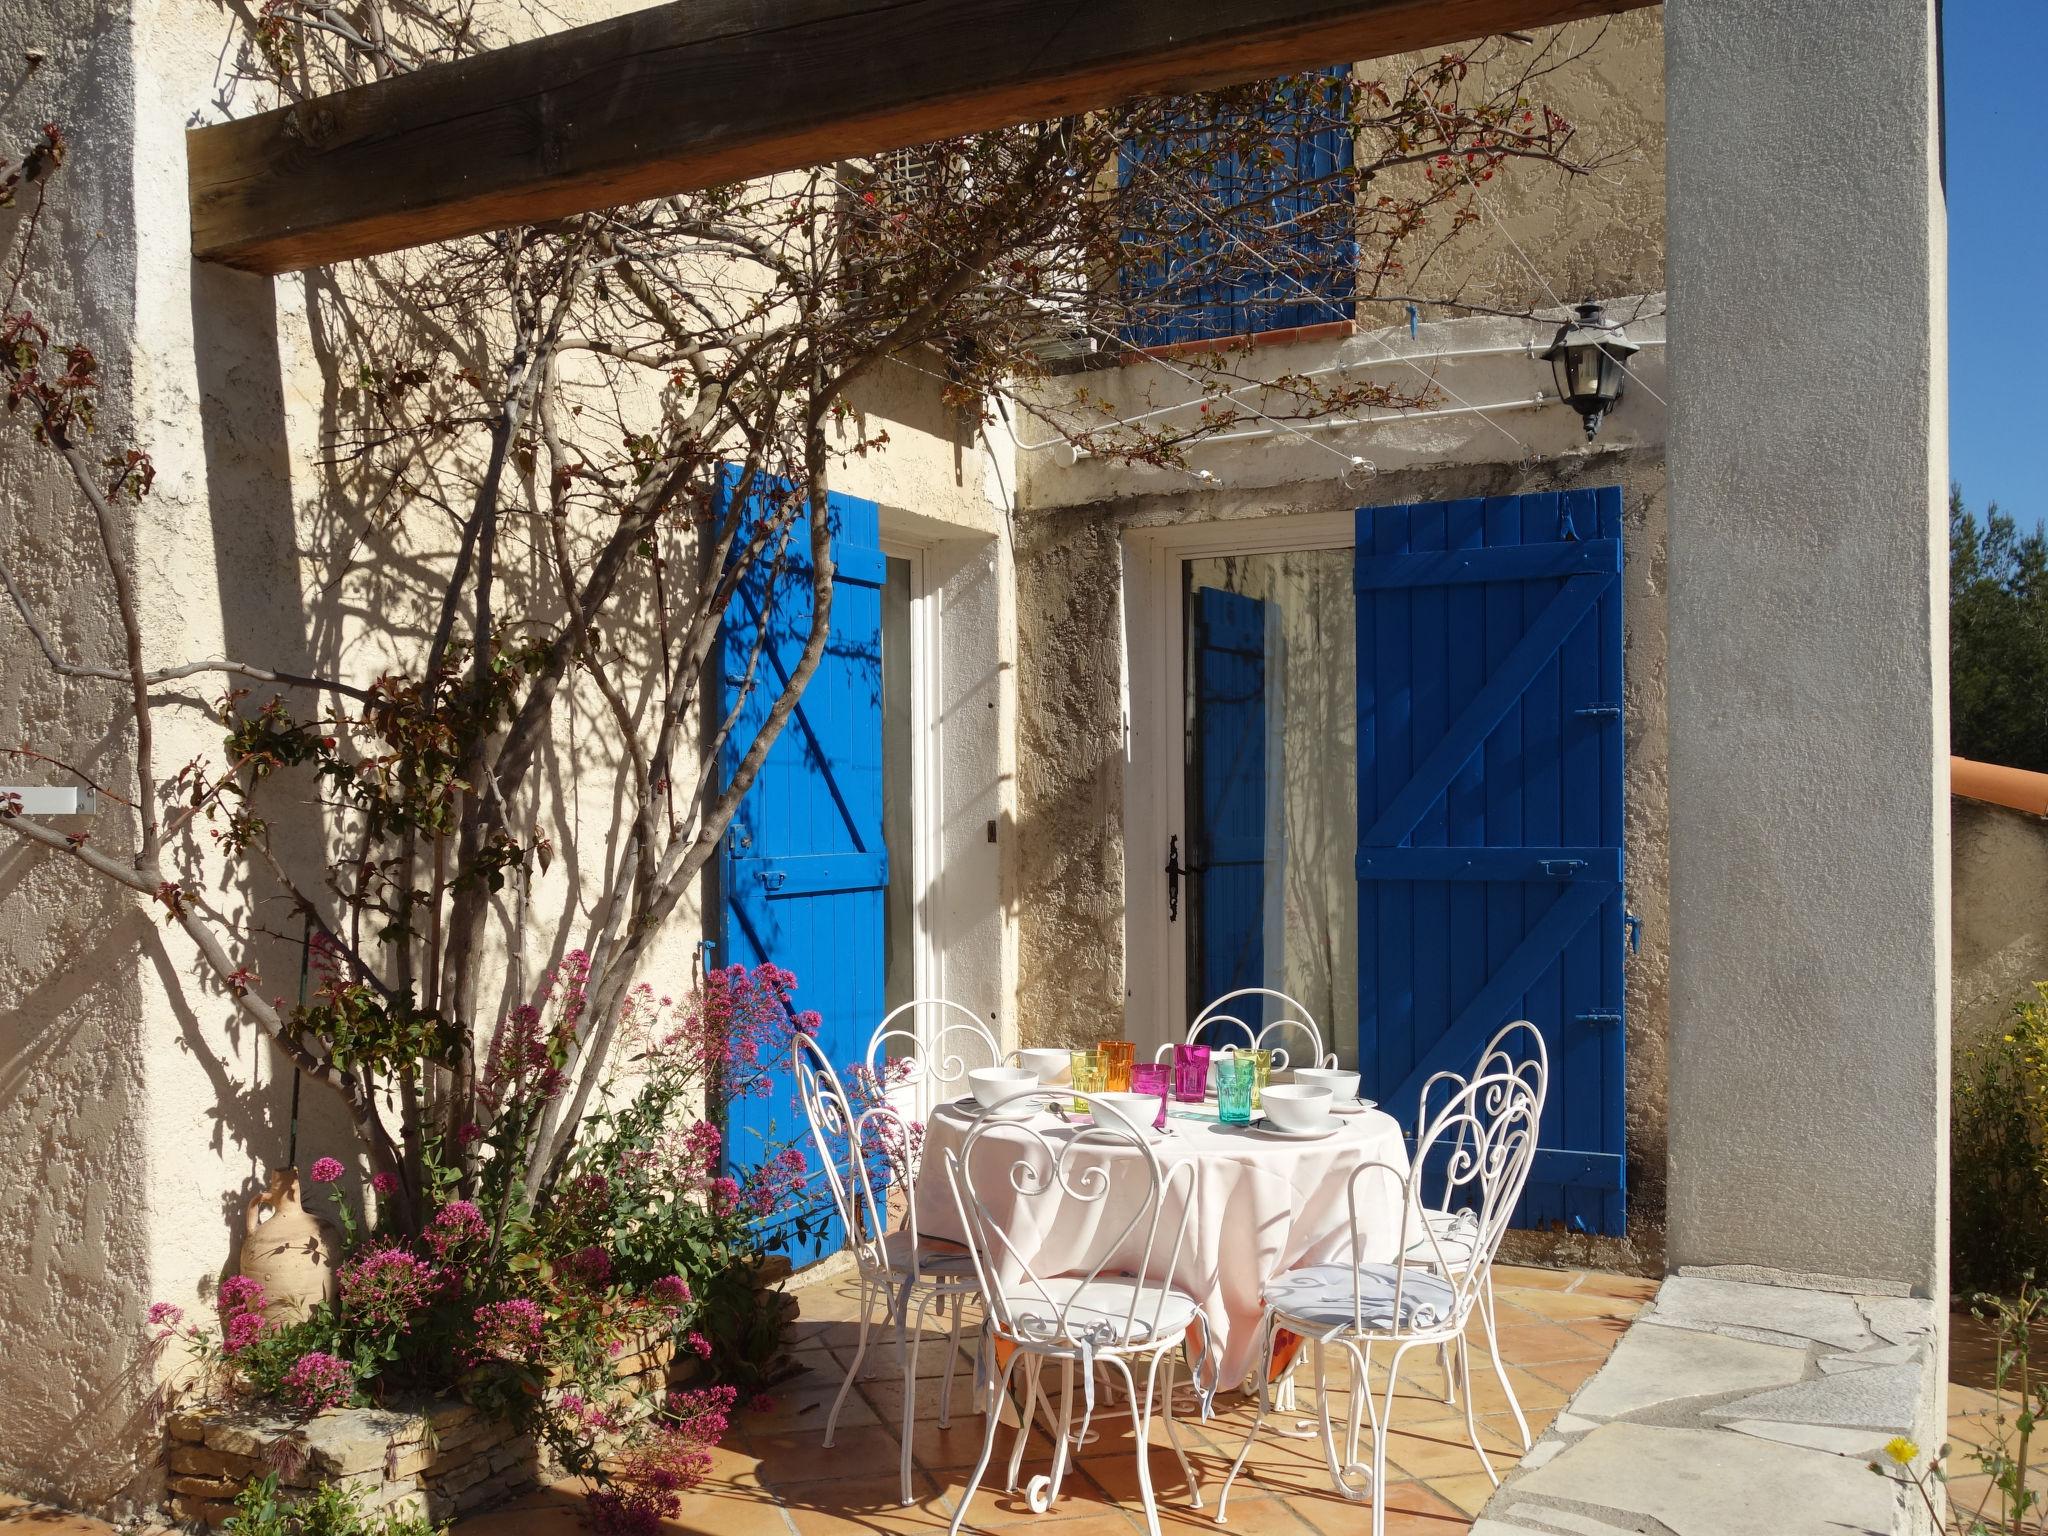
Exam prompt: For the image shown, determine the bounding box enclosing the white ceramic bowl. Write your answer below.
[1293,1067,1361,1103]
[968,1066,1041,1112]
[1089,1091,1162,1140]
[1018,1048,1071,1085]
[1260,1084,1334,1133]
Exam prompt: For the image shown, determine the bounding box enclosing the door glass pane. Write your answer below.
[1184,551,1358,1067]
[881,556,916,1032]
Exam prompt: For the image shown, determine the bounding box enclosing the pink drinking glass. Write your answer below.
[1132,1061,1171,1130]
[1172,1043,1210,1103]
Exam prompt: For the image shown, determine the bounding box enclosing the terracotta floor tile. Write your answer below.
[1564,1271,1660,1303]
[1487,1265,1577,1292]
[776,1473,951,1536]
[932,1460,1121,1530]
[0,1505,117,1536]
[745,1380,884,1436]
[748,1424,907,1487]
[1351,1480,1472,1536]
[1184,1490,1323,1536]
[1494,1288,1642,1325]
[1426,1473,1500,1518]
[862,1365,986,1425]
[1376,1421,1518,1483]
[1479,1324,1605,1367]
[1558,1316,1633,1350]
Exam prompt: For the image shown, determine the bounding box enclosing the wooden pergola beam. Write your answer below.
[187,0,1650,275]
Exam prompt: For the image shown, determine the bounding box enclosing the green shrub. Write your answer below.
[223,1474,441,1536]
[1952,982,2048,1294]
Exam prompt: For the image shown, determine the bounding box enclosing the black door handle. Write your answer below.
[1166,835,1185,922]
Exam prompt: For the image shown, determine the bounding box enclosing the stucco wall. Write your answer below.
[1952,797,2048,1058]
[0,0,1012,1514]
[1357,8,1667,324]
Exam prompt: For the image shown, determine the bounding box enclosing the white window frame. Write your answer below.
[1121,510,1356,1058]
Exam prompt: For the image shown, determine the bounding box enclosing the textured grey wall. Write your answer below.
[1664,0,1949,1294]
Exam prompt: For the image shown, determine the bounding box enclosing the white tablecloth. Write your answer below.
[913,1101,1410,1388]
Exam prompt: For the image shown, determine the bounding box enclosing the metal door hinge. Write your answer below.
[1576,1011,1623,1027]
[1540,858,1588,877]
[1573,704,1622,720]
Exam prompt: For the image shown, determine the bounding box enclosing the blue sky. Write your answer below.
[1945,3,2048,528]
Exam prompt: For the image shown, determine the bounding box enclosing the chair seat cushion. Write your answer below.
[999,1277,1201,1349]
[877,1237,978,1283]
[1402,1208,1479,1266]
[1262,1262,1460,1333]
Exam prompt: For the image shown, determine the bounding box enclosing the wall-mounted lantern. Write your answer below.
[1543,301,1640,442]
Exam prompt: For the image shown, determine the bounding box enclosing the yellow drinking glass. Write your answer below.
[1070,1049,1104,1112]
[1250,1048,1272,1110]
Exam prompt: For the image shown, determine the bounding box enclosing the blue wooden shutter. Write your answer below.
[1191,587,1275,1027]
[716,471,888,1266]
[1355,489,1627,1236]
[1120,70,1356,347]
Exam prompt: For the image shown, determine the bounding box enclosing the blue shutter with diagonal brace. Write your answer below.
[1356,489,1627,1236]
[1119,70,1356,347]
[716,470,887,1266]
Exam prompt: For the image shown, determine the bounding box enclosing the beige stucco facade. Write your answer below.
[0,4,1714,1512]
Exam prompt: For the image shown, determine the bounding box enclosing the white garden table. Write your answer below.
[913,1097,1410,1391]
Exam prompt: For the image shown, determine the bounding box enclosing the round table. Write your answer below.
[912,1097,1410,1389]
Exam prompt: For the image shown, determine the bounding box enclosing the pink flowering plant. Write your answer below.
[145,959,819,1519]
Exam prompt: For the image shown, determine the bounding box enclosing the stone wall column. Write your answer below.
[1663,0,1949,1294]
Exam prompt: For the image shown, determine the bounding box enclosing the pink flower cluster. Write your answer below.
[560,1245,613,1290]
[424,1199,488,1262]
[649,1274,692,1308]
[279,1351,354,1415]
[338,1246,438,1333]
[480,951,592,1107]
[585,1386,736,1536]
[743,1145,809,1218]
[308,1157,346,1185]
[470,1298,548,1362]
[217,1275,269,1355]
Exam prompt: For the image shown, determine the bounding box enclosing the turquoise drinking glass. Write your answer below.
[1214,1054,1256,1125]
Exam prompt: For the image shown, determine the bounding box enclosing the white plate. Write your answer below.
[952,1094,1043,1120]
[1245,1119,1341,1141]
[1329,1099,1378,1116]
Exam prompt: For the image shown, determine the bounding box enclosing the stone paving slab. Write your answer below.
[1481,1275,1940,1536]
[1511,1422,1899,1536]
[1708,1363,1922,1431]
[1568,1315,1805,1421]
[1640,1274,1875,1351]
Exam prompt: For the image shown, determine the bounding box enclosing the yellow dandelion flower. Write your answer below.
[1883,1436,1919,1465]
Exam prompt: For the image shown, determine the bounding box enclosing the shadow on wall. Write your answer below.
[1953,795,2048,1054]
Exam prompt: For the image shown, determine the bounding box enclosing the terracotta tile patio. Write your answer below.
[3,1265,1657,1536]
[461,1262,1658,1536]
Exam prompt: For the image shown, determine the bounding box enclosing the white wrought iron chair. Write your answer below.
[1214,1069,1541,1536]
[1409,1019,1551,1448]
[1154,988,1334,1074]
[868,997,1010,1107]
[795,1032,982,1505]
[942,1092,1209,1536]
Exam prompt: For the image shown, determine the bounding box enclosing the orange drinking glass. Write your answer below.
[1097,1039,1135,1093]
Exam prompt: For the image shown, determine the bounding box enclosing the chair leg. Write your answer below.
[1370,1344,1420,1536]
[939,1291,967,1429]
[825,1277,877,1447]
[1159,1351,1202,1508]
[1109,1354,1162,1536]
[1046,1359,1077,1505]
[1456,1334,1499,1488]
[1310,1342,1371,1504]
[1215,1313,1280,1523]
[948,1346,1023,1536]
[1006,1356,1044,1492]
[1479,1271,1531,1451]
[902,1289,936,1506]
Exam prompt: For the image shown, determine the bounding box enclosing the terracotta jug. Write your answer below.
[239,1166,341,1323]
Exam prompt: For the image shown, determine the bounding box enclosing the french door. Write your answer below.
[1127,490,1629,1235]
